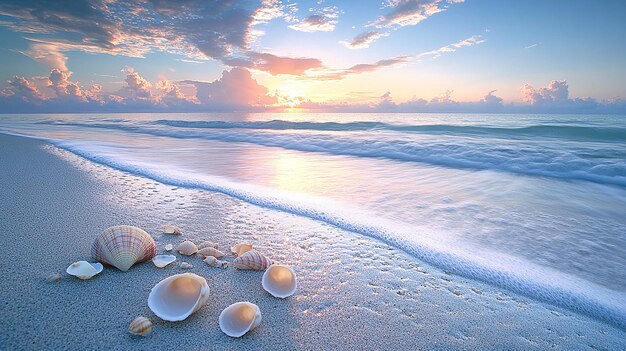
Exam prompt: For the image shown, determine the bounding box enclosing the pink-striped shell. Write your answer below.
[197,241,218,250]
[91,225,156,272]
[232,251,272,271]
[177,241,198,256]
[197,247,224,259]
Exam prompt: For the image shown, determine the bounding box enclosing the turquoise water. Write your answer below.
[2,112,625,325]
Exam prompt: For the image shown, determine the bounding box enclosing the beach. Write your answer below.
[1,133,625,350]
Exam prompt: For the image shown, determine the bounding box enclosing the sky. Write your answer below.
[0,0,625,113]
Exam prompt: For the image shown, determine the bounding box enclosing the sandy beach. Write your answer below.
[0,132,624,350]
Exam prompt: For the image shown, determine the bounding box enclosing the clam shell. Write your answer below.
[219,302,262,338]
[129,316,152,336]
[262,265,297,298]
[232,251,272,271]
[91,225,156,272]
[231,243,253,257]
[163,224,182,235]
[152,254,176,268]
[204,256,217,266]
[176,240,198,256]
[164,244,173,251]
[66,261,103,280]
[148,273,209,321]
[197,247,224,259]
[197,241,218,250]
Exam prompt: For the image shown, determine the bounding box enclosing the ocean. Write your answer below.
[2,112,625,324]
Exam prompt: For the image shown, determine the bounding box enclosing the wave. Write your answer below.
[32,121,626,187]
[2,129,625,328]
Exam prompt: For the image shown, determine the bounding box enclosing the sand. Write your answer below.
[0,133,624,350]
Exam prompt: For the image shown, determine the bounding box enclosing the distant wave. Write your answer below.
[2,129,625,328]
[33,121,626,187]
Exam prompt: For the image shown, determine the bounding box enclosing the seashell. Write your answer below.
[91,225,156,272]
[197,247,224,259]
[148,273,209,321]
[218,260,229,269]
[197,241,218,250]
[46,273,62,283]
[176,240,198,256]
[180,262,193,269]
[152,255,176,268]
[163,224,182,235]
[219,302,262,338]
[262,265,297,298]
[204,256,217,267]
[129,316,152,336]
[232,251,272,271]
[66,261,103,280]
[164,244,173,251]
[231,243,253,257]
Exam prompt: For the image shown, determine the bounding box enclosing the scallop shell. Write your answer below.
[231,243,253,257]
[262,265,297,298]
[197,247,224,259]
[66,261,103,280]
[197,241,218,250]
[164,244,173,251]
[163,224,182,235]
[91,225,156,272]
[203,256,217,266]
[152,254,176,268]
[176,240,198,256]
[129,316,152,336]
[232,251,272,271]
[219,302,262,338]
[148,273,209,321]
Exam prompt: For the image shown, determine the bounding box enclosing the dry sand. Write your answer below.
[0,133,624,350]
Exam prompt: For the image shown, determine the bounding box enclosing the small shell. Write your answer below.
[91,225,156,272]
[66,261,103,280]
[219,302,262,338]
[163,224,182,235]
[164,244,173,251]
[46,273,62,283]
[217,260,229,269]
[197,241,218,250]
[148,273,209,321]
[231,243,253,257]
[152,254,176,268]
[232,251,272,271]
[180,262,193,269]
[204,256,218,266]
[197,247,224,259]
[129,316,152,336]
[176,241,198,256]
[262,265,297,298]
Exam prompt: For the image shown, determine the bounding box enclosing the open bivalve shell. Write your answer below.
[232,251,272,271]
[176,240,198,256]
[262,265,297,298]
[219,302,262,338]
[231,243,253,257]
[152,255,176,268]
[163,224,182,235]
[91,225,156,272]
[148,273,209,321]
[66,261,103,280]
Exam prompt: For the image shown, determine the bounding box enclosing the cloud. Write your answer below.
[341,31,389,49]
[525,43,538,49]
[288,6,340,32]
[245,52,324,75]
[22,43,69,71]
[521,80,569,104]
[371,0,463,28]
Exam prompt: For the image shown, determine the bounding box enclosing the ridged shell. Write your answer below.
[232,251,272,271]
[176,240,198,256]
[163,224,182,235]
[129,316,152,336]
[231,243,253,257]
[197,241,218,250]
[197,247,224,259]
[204,256,217,266]
[91,225,156,272]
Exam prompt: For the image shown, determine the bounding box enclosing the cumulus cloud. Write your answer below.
[371,0,463,28]
[521,80,569,105]
[341,31,389,49]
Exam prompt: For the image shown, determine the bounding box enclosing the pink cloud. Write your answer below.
[341,31,389,49]
[371,0,463,28]
[246,52,323,75]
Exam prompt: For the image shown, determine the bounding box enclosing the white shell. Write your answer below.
[204,256,217,266]
[163,224,182,235]
[219,302,262,338]
[128,316,152,336]
[148,273,209,321]
[197,241,218,250]
[180,262,193,269]
[164,244,173,251]
[176,240,198,256]
[66,261,103,280]
[231,243,253,257]
[152,255,176,268]
[262,265,297,298]
[91,225,156,272]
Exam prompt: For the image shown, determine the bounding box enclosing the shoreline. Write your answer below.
[0,133,624,350]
